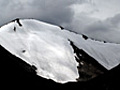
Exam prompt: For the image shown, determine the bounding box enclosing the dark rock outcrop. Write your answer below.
[69,40,107,81]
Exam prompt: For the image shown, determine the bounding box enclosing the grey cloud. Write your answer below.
[82,14,120,43]
[107,14,120,27]
[0,0,90,26]
[65,13,97,32]
[65,10,120,43]
[85,14,120,33]
[2,0,120,43]
[0,0,71,25]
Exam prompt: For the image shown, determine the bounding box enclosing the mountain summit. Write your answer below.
[0,19,120,83]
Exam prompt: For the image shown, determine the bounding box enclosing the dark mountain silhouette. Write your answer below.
[0,42,120,90]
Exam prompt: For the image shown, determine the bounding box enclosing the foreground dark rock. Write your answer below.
[0,44,120,90]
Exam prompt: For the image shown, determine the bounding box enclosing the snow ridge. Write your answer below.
[0,19,120,83]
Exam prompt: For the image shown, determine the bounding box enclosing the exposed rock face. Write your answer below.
[69,40,107,81]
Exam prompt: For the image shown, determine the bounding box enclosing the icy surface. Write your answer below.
[0,19,120,83]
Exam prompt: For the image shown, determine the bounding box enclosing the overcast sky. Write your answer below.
[0,0,120,42]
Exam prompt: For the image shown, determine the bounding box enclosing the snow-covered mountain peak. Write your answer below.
[0,19,120,83]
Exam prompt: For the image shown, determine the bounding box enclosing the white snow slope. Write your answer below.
[0,19,120,83]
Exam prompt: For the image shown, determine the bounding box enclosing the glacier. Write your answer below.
[0,19,120,83]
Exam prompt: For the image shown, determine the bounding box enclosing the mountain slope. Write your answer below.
[0,19,120,83]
